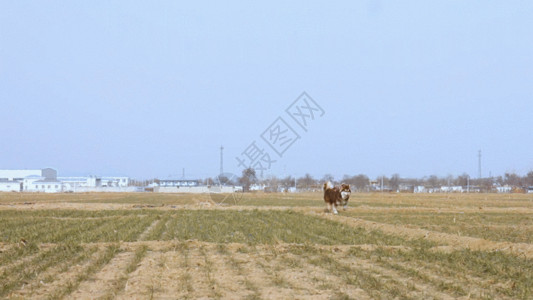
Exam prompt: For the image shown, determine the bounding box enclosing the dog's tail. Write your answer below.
[323,181,334,191]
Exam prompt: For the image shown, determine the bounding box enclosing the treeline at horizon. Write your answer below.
[131,170,533,192]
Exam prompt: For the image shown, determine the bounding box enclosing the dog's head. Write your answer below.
[340,183,351,206]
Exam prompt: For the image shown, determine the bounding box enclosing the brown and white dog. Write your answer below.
[323,181,351,214]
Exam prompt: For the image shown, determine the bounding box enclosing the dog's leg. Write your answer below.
[332,205,338,214]
[326,203,332,213]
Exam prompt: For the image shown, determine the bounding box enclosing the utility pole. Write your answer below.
[381,176,384,200]
[220,146,224,175]
[478,150,482,179]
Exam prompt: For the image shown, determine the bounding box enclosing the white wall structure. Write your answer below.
[67,186,140,193]
[23,176,43,192]
[28,179,63,193]
[0,181,22,192]
[101,177,129,187]
[155,185,240,193]
[0,169,131,193]
[58,176,100,191]
[159,179,199,187]
[249,184,266,191]
[440,186,464,193]
[414,186,427,193]
[0,169,58,193]
[58,176,130,191]
[496,186,512,193]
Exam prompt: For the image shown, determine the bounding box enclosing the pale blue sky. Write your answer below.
[1,1,532,180]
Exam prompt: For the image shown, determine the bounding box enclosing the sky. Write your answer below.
[1,1,532,180]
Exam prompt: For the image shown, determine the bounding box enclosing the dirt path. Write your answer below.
[72,250,133,299]
[136,219,162,241]
[4,201,533,214]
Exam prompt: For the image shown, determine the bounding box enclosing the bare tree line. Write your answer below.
[227,169,533,192]
[137,170,533,193]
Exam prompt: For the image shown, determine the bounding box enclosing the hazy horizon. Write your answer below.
[2,1,532,180]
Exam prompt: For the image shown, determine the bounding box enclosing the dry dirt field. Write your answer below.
[1,192,532,299]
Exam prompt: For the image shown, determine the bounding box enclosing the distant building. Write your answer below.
[414,186,427,193]
[158,179,199,187]
[59,176,129,191]
[102,177,129,187]
[0,180,22,192]
[440,186,464,193]
[0,168,56,181]
[28,178,63,193]
[495,185,512,193]
[0,169,130,193]
[249,184,266,191]
[398,184,414,193]
[0,168,59,193]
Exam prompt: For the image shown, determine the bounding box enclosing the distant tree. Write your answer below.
[216,175,235,186]
[504,172,522,186]
[280,176,295,190]
[427,175,439,188]
[239,168,257,191]
[455,173,469,187]
[493,176,504,186]
[445,175,454,186]
[262,175,280,192]
[352,174,369,191]
[526,171,533,186]
[377,176,390,188]
[389,174,401,191]
[297,173,316,189]
[342,175,353,184]
[342,174,369,191]
[321,174,335,183]
[480,178,494,192]
[401,177,421,188]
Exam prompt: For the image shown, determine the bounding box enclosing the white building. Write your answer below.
[440,186,464,193]
[58,176,130,191]
[0,169,130,193]
[0,180,22,192]
[27,178,63,193]
[0,169,59,192]
[495,185,512,193]
[101,177,129,187]
[159,179,199,187]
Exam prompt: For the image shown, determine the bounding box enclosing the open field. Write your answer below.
[1,192,532,299]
